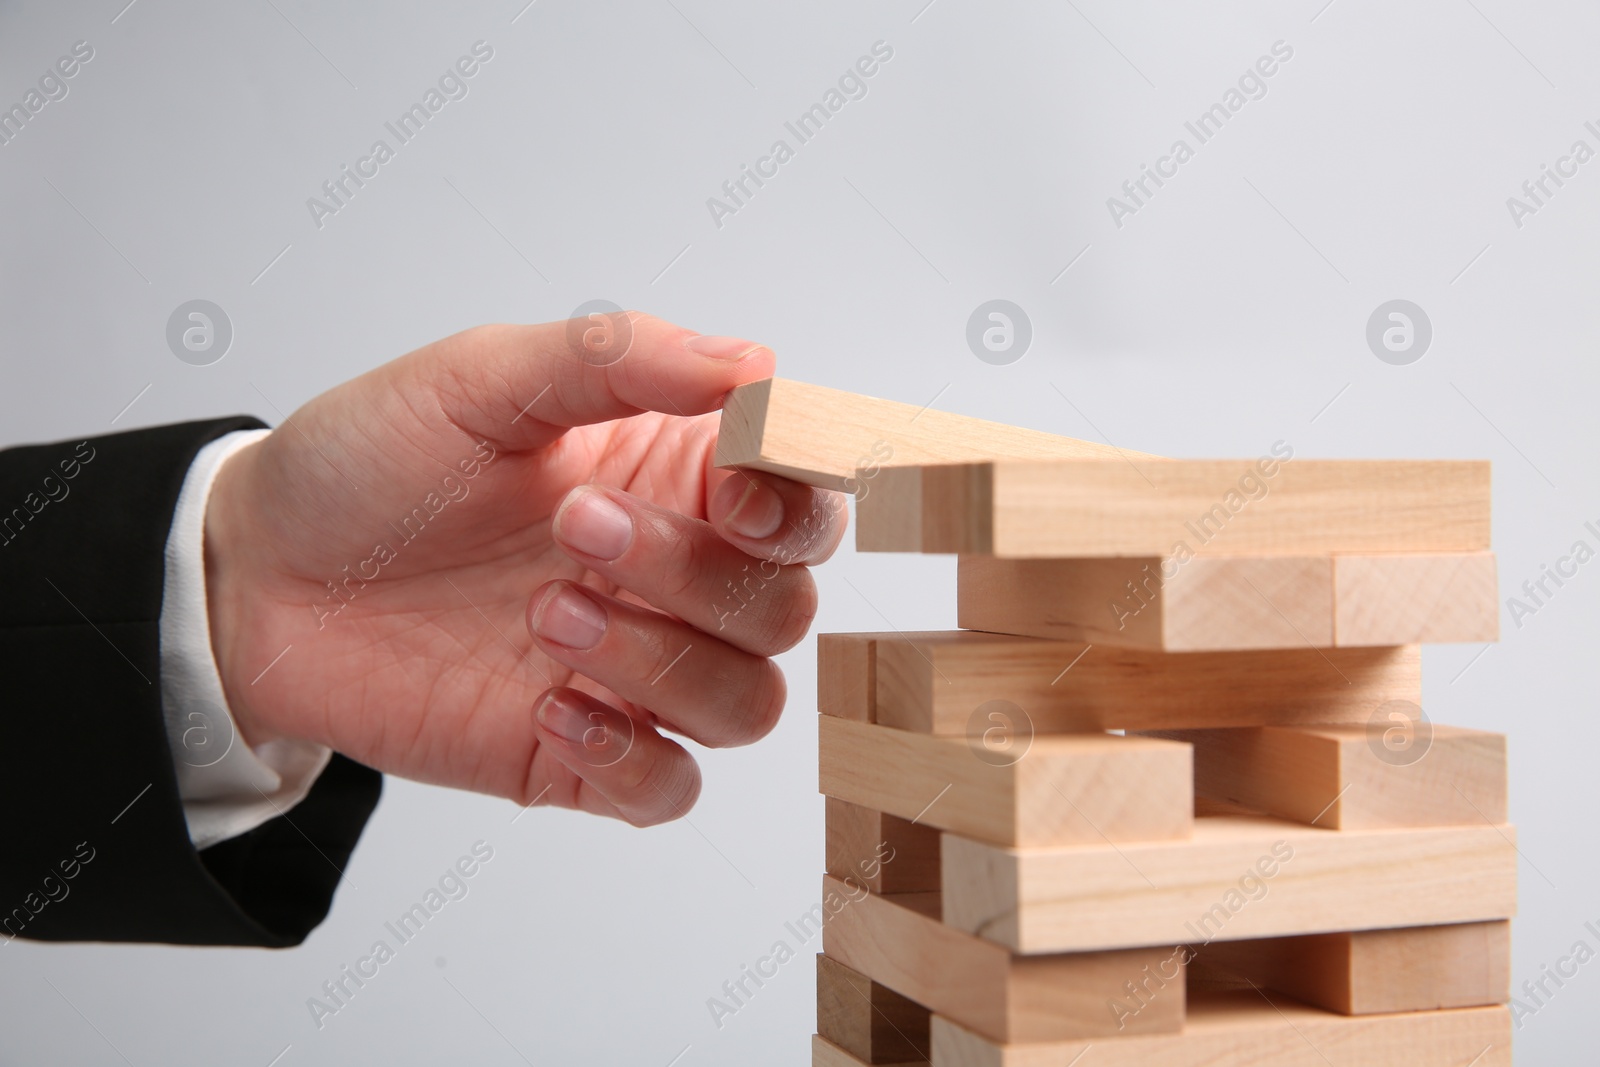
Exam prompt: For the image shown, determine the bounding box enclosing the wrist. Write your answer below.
[204,437,274,749]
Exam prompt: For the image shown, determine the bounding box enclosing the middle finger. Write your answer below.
[526,579,786,748]
[550,484,818,656]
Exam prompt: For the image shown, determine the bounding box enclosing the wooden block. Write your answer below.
[958,556,1333,651]
[817,954,931,1063]
[820,876,1184,1044]
[868,631,1420,734]
[1334,552,1500,645]
[958,554,1499,650]
[827,798,941,894]
[714,378,1146,493]
[930,991,1511,1067]
[812,1034,925,1067]
[819,716,1192,848]
[1141,724,1507,829]
[856,459,1491,557]
[941,815,1517,954]
[820,633,887,721]
[1191,921,1511,1015]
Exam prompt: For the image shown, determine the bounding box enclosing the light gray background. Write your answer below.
[2,1,1595,1063]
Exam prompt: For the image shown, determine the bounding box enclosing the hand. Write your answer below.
[202,314,846,825]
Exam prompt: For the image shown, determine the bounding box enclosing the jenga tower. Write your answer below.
[719,380,1515,1067]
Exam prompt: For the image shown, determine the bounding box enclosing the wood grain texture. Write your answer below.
[819,716,1192,848]
[941,815,1518,954]
[958,554,1499,650]
[811,1034,926,1067]
[1141,724,1507,829]
[856,459,1491,557]
[864,631,1420,734]
[827,797,942,895]
[1191,921,1511,1015]
[820,633,888,721]
[820,876,1183,1044]
[714,378,1143,492]
[957,555,1331,650]
[817,954,931,1063]
[1334,552,1500,645]
[930,992,1511,1067]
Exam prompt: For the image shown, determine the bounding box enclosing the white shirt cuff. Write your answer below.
[160,428,332,850]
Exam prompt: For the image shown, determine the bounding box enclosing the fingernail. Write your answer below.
[536,692,631,766]
[535,692,604,748]
[555,486,633,562]
[685,334,761,361]
[725,478,784,540]
[532,584,607,651]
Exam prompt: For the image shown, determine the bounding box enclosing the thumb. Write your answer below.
[407,312,775,452]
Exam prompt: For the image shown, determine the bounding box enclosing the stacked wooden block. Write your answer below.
[717,380,1516,1067]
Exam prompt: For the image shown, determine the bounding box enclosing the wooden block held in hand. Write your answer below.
[819,716,1192,848]
[1142,723,1507,829]
[929,991,1511,1067]
[821,876,1184,1043]
[1334,552,1499,645]
[715,378,1144,492]
[817,954,931,1063]
[826,797,941,894]
[958,556,1333,651]
[1191,921,1511,1014]
[941,816,1517,954]
[857,459,1491,557]
[868,631,1419,734]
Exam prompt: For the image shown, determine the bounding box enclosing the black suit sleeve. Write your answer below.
[0,419,381,947]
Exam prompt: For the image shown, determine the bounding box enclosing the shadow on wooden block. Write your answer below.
[817,953,931,1064]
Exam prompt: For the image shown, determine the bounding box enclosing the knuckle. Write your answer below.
[615,744,653,795]
[622,748,700,827]
[769,491,847,565]
[708,556,780,635]
[653,518,711,602]
[645,633,694,687]
[461,322,502,347]
[753,571,818,654]
[708,662,787,748]
[745,663,788,742]
[714,563,814,655]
